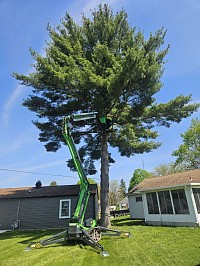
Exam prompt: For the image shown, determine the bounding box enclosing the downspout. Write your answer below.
[11,198,21,230]
[16,198,21,228]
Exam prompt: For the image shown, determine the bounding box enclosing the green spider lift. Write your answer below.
[26,113,130,256]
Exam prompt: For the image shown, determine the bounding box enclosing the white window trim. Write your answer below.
[59,199,71,219]
[169,190,175,214]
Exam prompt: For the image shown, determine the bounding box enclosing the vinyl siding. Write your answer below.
[19,197,72,229]
[0,194,98,230]
[84,195,96,220]
[0,199,19,230]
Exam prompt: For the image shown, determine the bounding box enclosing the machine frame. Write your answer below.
[27,113,130,256]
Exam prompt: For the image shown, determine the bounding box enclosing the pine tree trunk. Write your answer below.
[100,133,111,227]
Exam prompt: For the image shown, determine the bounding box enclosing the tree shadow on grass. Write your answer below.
[111,216,145,227]
[0,228,64,244]
[0,229,101,255]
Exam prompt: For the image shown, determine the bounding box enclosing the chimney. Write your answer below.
[35,180,42,189]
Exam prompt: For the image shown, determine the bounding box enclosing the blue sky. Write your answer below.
[0,0,200,189]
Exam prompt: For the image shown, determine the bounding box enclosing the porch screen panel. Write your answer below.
[158,191,173,214]
[192,188,200,213]
[146,192,159,214]
[171,189,189,214]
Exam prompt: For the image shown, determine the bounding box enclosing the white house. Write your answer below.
[118,197,129,210]
[127,169,200,227]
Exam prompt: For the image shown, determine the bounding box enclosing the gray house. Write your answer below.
[128,169,200,227]
[0,184,98,230]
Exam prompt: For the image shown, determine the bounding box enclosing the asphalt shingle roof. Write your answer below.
[129,169,200,193]
[0,184,97,199]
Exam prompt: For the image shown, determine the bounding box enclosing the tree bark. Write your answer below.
[100,133,111,227]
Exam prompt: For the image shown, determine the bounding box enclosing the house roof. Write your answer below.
[128,169,200,193]
[118,197,128,205]
[0,184,97,199]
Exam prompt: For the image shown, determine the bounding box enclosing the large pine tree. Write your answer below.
[14,4,199,227]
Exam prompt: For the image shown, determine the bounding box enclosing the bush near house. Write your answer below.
[0,216,199,266]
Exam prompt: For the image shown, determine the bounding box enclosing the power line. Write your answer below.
[0,168,100,180]
[0,168,77,178]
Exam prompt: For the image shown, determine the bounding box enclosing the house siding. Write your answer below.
[19,197,72,229]
[128,194,144,219]
[0,199,19,230]
[0,194,97,230]
[84,194,99,221]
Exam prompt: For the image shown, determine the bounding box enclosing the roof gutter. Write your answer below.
[129,183,200,194]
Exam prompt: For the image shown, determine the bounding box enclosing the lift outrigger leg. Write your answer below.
[27,226,130,256]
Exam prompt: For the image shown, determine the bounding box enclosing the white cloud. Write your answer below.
[2,84,26,126]
[25,160,65,172]
[81,0,119,15]
[68,0,122,22]
[0,128,36,156]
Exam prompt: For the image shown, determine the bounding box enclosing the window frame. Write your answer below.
[59,199,71,219]
[146,192,159,214]
[136,196,142,202]
[192,188,200,214]
[158,191,173,214]
[171,189,190,214]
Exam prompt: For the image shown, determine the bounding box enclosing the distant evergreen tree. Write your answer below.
[119,179,127,198]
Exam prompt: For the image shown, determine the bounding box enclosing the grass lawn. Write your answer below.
[0,216,199,266]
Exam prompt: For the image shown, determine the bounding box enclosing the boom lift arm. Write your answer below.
[62,113,95,226]
[26,113,130,256]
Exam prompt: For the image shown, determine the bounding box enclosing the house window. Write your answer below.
[136,196,142,202]
[59,199,71,219]
[158,191,173,214]
[171,189,189,214]
[192,188,200,213]
[146,192,159,214]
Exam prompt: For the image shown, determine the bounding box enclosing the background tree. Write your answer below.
[77,178,97,184]
[109,180,120,206]
[50,181,58,186]
[14,4,199,227]
[152,162,186,176]
[172,118,200,170]
[128,169,152,191]
[119,179,127,199]
[109,179,126,207]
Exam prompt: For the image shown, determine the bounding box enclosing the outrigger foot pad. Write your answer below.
[101,251,109,257]
[25,242,42,251]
